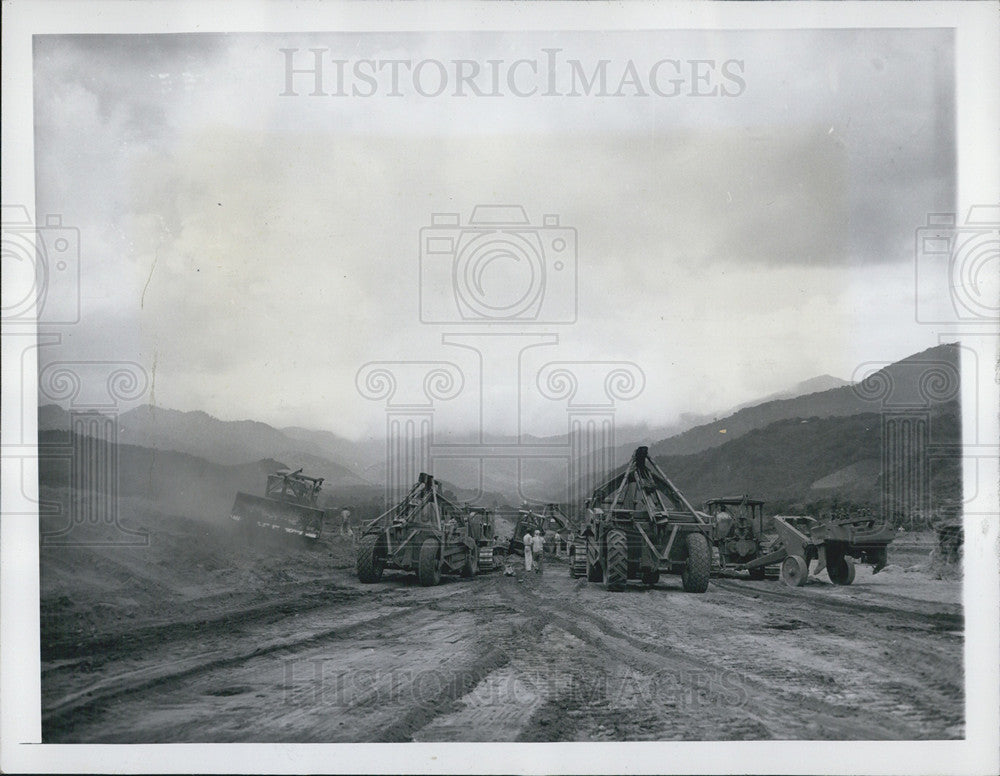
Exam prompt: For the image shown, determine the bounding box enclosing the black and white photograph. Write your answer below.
[1,1,997,774]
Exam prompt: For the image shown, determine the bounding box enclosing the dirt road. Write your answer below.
[42,544,963,742]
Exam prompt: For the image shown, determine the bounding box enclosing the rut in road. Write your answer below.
[490,570,962,740]
[710,578,963,631]
[42,563,964,742]
[43,579,474,739]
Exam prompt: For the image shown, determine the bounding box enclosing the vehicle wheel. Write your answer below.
[461,546,479,578]
[828,554,856,585]
[681,532,711,593]
[604,530,628,591]
[586,546,603,583]
[356,533,385,583]
[780,554,809,587]
[570,543,587,578]
[748,566,767,581]
[418,537,442,587]
[640,569,660,587]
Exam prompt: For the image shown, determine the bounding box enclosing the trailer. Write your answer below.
[771,513,894,587]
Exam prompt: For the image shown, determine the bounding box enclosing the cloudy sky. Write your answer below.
[32,29,955,439]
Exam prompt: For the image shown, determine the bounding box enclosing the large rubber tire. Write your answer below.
[586,547,603,583]
[461,546,479,578]
[780,554,809,587]
[681,532,711,593]
[569,542,588,578]
[418,537,442,587]
[828,554,856,586]
[604,530,628,592]
[356,533,385,583]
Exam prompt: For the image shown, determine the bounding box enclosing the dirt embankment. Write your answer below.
[39,491,357,660]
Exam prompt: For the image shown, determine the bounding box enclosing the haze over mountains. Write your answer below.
[36,367,858,478]
[38,343,960,519]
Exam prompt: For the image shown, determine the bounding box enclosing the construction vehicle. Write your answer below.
[771,512,894,587]
[468,506,500,570]
[230,468,327,540]
[508,503,574,557]
[932,514,963,566]
[356,473,495,586]
[703,496,781,580]
[571,446,712,593]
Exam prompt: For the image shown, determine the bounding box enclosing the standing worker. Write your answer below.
[531,530,546,575]
[523,528,534,572]
[340,507,351,537]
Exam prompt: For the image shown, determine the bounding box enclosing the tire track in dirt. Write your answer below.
[42,583,354,664]
[502,574,956,740]
[45,605,421,734]
[44,571,484,665]
[496,579,782,740]
[43,560,964,743]
[374,613,544,742]
[707,577,965,731]
[711,578,963,631]
[44,580,475,739]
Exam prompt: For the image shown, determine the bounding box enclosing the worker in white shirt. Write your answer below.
[531,530,546,575]
[523,530,534,572]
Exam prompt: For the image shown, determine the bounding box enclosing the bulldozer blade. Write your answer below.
[230,492,325,539]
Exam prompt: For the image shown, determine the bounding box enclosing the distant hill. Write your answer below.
[649,343,958,458]
[36,342,960,520]
[279,425,386,479]
[730,374,851,412]
[38,404,373,489]
[37,430,386,524]
[551,343,962,524]
[653,400,961,522]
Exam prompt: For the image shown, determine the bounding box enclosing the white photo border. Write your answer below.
[2,1,997,774]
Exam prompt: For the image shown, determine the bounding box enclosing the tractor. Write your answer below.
[571,446,712,593]
[230,468,327,540]
[356,473,494,586]
[703,496,781,580]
